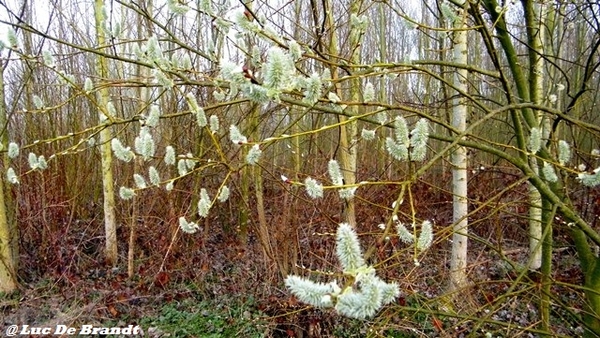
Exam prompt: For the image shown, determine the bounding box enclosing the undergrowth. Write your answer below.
[0,168,593,337]
[140,297,269,338]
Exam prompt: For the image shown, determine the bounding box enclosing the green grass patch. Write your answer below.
[140,297,269,337]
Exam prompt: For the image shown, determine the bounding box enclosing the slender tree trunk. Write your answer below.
[0,63,17,293]
[94,0,118,266]
[524,0,546,271]
[327,0,360,228]
[250,103,273,265]
[279,0,305,277]
[0,180,16,293]
[523,0,553,332]
[253,164,272,262]
[127,0,152,279]
[128,166,138,278]
[237,2,257,245]
[377,3,391,179]
[449,2,469,292]
[528,181,542,270]
[437,2,451,178]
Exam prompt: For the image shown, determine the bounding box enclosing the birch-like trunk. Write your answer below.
[449,3,469,292]
[523,0,554,330]
[94,0,118,266]
[525,0,546,271]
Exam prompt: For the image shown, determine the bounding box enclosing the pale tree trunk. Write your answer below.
[528,179,542,271]
[523,0,553,331]
[342,0,361,228]
[526,0,546,271]
[449,2,469,292]
[0,178,16,293]
[0,63,18,293]
[94,0,118,266]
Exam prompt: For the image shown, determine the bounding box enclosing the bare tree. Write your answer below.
[93,0,117,266]
[449,0,469,293]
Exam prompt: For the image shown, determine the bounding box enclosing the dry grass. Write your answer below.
[0,163,592,337]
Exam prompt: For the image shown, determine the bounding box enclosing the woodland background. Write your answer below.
[1,0,600,337]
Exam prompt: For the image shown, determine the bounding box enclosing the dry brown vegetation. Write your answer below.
[2,162,595,336]
[1,0,600,337]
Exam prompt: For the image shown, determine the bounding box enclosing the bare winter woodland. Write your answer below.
[1,0,600,337]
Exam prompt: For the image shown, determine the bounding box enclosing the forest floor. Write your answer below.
[0,174,593,337]
[1,222,586,337]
